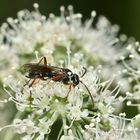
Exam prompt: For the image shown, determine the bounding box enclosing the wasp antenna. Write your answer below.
[80,80,94,106]
[81,67,87,78]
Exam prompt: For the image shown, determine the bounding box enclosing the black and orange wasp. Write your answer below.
[22,57,94,105]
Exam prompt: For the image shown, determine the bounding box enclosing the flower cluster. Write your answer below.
[0,3,140,140]
[120,42,140,112]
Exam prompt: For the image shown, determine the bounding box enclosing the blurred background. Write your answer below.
[0,0,140,41]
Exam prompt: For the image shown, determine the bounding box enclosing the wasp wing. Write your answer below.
[24,63,66,81]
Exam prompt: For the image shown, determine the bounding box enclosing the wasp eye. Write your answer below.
[72,74,79,86]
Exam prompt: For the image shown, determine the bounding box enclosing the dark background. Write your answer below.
[0,0,140,41]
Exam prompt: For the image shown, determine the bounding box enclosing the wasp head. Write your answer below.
[71,74,79,86]
[62,68,79,86]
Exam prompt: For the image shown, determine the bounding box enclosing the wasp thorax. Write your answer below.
[67,71,73,76]
[63,68,73,76]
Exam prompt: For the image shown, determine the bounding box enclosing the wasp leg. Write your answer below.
[38,57,47,66]
[27,76,46,105]
[51,75,62,81]
[66,84,72,98]
[28,76,40,105]
[21,79,31,94]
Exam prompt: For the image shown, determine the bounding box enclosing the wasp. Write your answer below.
[22,57,94,105]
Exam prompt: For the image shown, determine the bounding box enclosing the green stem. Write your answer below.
[75,123,84,140]
[45,134,49,140]
[57,125,63,140]
[62,117,67,136]
[71,126,78,138]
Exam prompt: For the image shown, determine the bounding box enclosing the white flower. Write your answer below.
[3,63,132,139]
[0,45,18,79]
[13,118,38,135]
[121,42,140,112]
